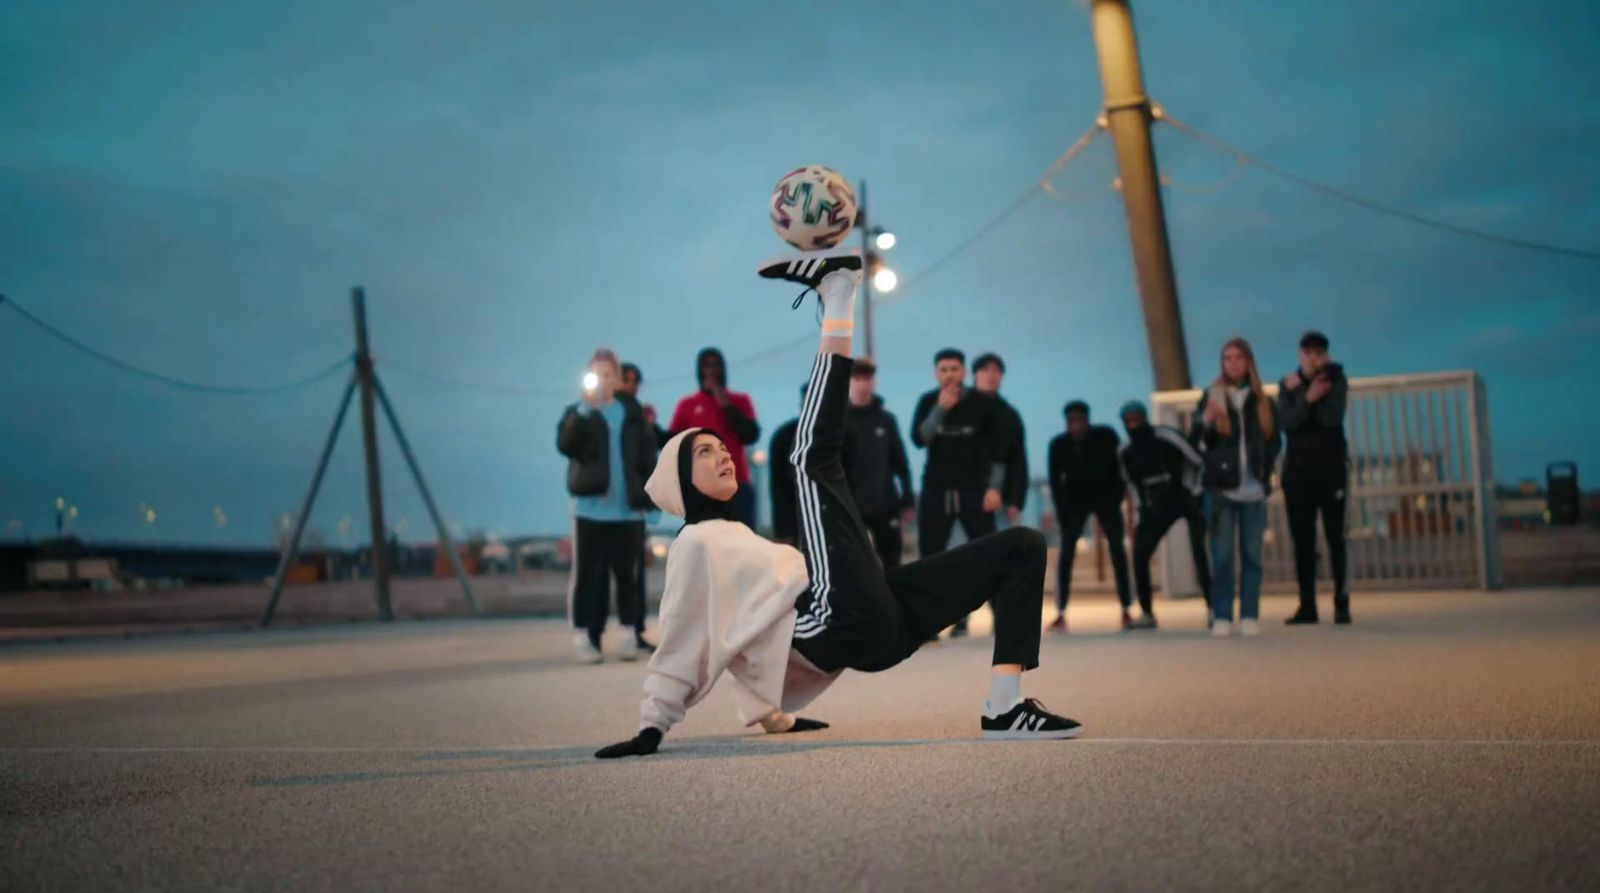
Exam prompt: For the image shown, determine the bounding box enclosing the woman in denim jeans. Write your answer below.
[1194,338,1280,636]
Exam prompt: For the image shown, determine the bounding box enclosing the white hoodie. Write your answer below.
[638,430,840,733]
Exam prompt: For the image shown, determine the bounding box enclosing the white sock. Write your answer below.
[985,673,1023,717]
[818,269,858,335]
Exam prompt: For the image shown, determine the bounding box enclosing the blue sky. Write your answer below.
[3,0,1598,545]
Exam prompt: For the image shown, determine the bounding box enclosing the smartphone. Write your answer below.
[583,371,599,392]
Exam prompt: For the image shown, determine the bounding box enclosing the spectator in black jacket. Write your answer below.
[910,348,1003,636]
[845,357,913,569]
[616,361,665,651]
[972,353,1029,526]
[556,348,659,663]
[619,362,671,447]
[1047,401,1133,631]
[771,383,856,546]
[1277,330,1352,625]
[1119,400,1210,629]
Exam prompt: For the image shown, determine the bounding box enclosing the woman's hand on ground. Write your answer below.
[775,717,830,733]
[594,727,663,759]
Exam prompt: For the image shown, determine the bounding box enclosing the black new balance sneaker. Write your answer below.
[757,247,863,289]
[981,698,1083,741]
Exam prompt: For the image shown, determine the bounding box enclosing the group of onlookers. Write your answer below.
[557,329,1351,661]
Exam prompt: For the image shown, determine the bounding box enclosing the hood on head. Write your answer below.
[646,430,694,517]
[695,347,728,389]
[645,427,738,524]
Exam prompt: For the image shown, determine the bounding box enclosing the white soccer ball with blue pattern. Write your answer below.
[770,165,858,249]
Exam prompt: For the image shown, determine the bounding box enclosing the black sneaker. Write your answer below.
[1285,608,1320,625]
[981,698,1082,740]
[634,633,657,654]
[1334,601,1352,625]
[757,247,863,289]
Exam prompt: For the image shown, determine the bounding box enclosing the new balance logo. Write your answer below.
[1009,713,1048,732]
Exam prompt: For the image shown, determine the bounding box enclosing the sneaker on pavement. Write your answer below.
[634,633,657,653]
[1211,621,1233,638]
[617,633,640,662]
[1239,618,1261,636]
[1285,608,1319,625]
[757,247,863,289]
[1129,613,1158,630]
[1120,611,1134,630]
[981,698,1083,741]
[1334,600,1352,625]
[1047,614,1067,634]
[574,633,603,664]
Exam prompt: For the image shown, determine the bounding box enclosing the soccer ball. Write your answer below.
[770,165,857,249]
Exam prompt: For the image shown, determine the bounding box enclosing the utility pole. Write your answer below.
[857,179,875,358]
[351,287,393,620]
[1089,0,1192,390]
[262,288,479,626]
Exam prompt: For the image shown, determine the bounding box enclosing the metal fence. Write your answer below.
[1150,371,1500,594]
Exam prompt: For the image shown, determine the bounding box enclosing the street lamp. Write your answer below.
[872,267,899,293]
[856,179,898,358]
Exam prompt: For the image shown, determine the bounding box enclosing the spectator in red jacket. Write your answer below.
[670,347,761,525]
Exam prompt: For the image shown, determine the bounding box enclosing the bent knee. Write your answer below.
[1001,526,1047,561]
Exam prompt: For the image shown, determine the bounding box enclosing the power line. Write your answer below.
[0,292,353,395]
[883,121,1106,305]
[379,357,577,397]
[1158,112,1600,262]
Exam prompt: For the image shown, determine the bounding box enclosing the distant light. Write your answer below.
[583,371,600,391]
[651,543,668,559]
[874,231,897,251]
[873,268,899,293]
[56,497,65,511]
[144,509,157,524]
[67,506,78,519]
[751,449,768,467]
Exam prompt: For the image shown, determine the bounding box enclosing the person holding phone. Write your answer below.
[1193,338,1281,637]
[1278,331,1352,625]
[669,348,761,525]
[556,348,659,663]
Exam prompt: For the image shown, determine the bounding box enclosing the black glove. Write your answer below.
[594,727,662,759]
[774,717,830,734]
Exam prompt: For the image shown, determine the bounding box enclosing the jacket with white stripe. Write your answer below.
[1117,424,1203,509]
